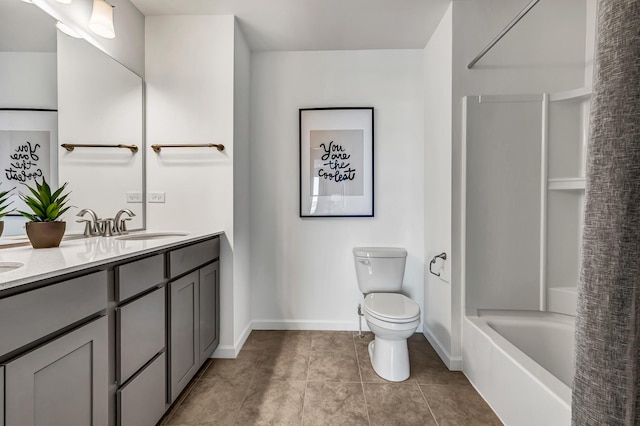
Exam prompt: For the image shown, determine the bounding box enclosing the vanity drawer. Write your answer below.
[117,352,166,426]
[116,254,164,302]
[116,287,165,384]
[0,270,107,357]
[169,237,219,278]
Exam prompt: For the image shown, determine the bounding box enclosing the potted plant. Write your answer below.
[0,183,15,237]
[17,177,71,248]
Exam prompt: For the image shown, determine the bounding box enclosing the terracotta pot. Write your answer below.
[25,221,66,249]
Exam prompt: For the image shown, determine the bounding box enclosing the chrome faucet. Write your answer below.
[114,209,135,234]
[76,208,100,237]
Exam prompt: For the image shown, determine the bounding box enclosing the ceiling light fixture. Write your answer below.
[89,0,115,39]
[55,21,81,38]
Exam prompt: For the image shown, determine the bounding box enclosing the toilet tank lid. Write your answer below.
[353,247,407,258]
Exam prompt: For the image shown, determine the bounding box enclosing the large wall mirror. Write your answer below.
[0,0,144,237]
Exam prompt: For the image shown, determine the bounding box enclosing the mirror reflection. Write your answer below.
[0,0,144,237]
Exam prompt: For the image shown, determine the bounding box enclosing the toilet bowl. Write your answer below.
[353,247,421,382]
[363,292,420,382]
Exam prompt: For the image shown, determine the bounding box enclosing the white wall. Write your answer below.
[585,0,597,86]
[422,4,455,367]
[33,0,144,76]
[232,20,252,349]
[250,49,425,330]
[0,53,56,109]
[145,15,241,356]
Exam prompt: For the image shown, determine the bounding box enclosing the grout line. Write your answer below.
[354,333,372,426]
[300,333,314,426]
[417,383,440,426]
[232,333,260,426]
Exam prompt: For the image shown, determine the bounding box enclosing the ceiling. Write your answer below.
[129,0,451,51]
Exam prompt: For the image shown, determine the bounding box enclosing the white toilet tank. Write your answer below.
[353,247,407,293]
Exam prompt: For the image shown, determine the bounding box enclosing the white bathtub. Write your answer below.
[463,309,575,426]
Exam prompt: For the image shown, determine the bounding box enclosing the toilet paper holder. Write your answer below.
[429,252,447,277]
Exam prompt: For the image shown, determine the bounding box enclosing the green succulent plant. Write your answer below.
[0,183,15,219]
[17,177,71,222]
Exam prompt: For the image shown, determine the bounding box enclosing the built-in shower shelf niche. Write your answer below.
[548,87,592,102]
[543,87,591,316]
[548,177,586,190]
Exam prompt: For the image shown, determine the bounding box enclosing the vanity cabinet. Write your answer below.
[4,316,109,426]
[0,234,220,426]
[168,238,220,403]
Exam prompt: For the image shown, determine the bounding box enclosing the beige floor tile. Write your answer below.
[409,343,469,385]
[302,382,369,426]
[310,331,358,352]
[235,380,306,425]
[200,350,262,382]
[364,382,437,426]
[243,330,312,353]
[421,383,503,426]
[162,379,249,426]
[308,350,361,382]
[165,331,501,426]
[254,349,310,381]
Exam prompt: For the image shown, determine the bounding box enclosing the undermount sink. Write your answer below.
[0,262,24,273]
[115,232,188,241]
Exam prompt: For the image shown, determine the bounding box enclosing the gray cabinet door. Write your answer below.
[169,271,199,403]
[4,316,108,426]
[199,261,219,365]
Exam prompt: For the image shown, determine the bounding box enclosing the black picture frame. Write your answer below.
[299,107,374,217]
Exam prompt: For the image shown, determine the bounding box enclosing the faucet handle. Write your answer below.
[114,209,136,235]
[117,217,132,234]
[97,218,115,237]
[76,219,94,237]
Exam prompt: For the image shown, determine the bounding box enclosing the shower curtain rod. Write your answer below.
[467,0,541,69]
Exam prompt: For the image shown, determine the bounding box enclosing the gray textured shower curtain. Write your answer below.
[572,1,640,425]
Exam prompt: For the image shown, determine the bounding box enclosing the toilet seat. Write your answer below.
[364,293,420,323]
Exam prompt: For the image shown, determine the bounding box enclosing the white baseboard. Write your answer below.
[422,327,463,371]
[213,319,427,358]
[252,319,365,331]
[211,322,253,359]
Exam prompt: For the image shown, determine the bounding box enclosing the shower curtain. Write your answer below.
[572,1,640,425]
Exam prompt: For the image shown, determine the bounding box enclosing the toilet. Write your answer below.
[353,247,420,382]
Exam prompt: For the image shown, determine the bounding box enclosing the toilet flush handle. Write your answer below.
[358,259,370,265]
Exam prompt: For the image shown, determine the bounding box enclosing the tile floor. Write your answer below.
[159,331,502,425]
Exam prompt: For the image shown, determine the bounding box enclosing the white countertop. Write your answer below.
[0,230,223,293]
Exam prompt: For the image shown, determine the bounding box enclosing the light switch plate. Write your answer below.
[148,192,166,203]
[126,192,143,203]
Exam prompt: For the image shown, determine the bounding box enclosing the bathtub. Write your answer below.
[463,309,575,426]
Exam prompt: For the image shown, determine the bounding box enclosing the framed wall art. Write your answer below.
[299,107,374,217]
